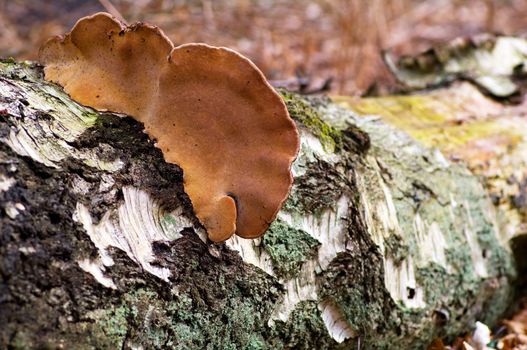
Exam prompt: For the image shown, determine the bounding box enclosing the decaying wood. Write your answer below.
[0,56,524,349]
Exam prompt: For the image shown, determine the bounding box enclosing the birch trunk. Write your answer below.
[0,59,521,349]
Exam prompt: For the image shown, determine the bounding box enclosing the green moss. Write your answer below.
[244,336,267,350]
[262,219,320,279]
[97,304,130,348]
[267,301,343,350]
[280,90,343,152]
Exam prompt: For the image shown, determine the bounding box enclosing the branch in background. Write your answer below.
[97,0,125,23]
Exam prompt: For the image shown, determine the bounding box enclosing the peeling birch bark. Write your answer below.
[0,60,520,349]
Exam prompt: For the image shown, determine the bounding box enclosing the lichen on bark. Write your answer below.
[262,219,321,279]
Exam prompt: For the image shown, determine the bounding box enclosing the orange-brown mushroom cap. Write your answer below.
[39,12,299,242]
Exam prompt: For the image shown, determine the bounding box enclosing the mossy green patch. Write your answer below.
[262,219,320,279]
[280,90,343,152]
[267,301,344,350]
[96,303,130,348]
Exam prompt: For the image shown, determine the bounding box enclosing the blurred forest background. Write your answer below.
[1,0,526,96]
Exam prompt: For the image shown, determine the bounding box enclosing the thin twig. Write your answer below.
[97,0,126,23]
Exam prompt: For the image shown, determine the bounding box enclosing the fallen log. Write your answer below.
[0,56,523,349]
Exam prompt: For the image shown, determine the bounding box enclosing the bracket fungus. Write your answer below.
[39,12,299,242]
